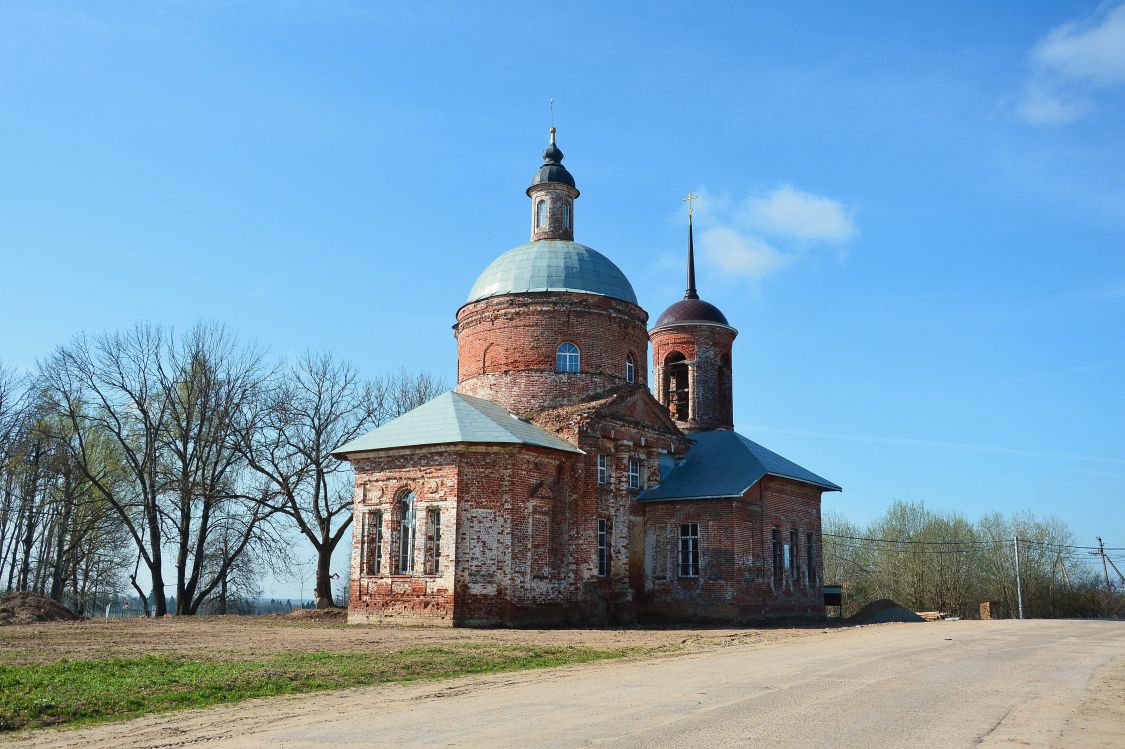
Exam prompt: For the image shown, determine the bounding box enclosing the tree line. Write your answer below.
[0,322,444,616]
[824,500,1123,619]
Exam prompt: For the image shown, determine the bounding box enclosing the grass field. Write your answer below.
[0,643,639,731]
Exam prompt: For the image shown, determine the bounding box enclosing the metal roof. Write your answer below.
[653,298,732,330]
[332,392,584,458]
[637,429,841,501]
[466,241,638,306]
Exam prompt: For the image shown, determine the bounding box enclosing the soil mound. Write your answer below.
[849,598,925,624]
[287,608,347,621]
[0,592,81,626]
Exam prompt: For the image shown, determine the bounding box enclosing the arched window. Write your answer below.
[663,352,689,420]
[536,200,547,228]
[563,202,571,229]
[555,342,580,372]
[625,354,636,384]
[397,491,416,573]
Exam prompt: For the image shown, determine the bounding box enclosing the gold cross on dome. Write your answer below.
[683,193,698,218]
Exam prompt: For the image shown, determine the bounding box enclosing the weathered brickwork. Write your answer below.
[343,132,835,627]
[650,324,736,432]
[639,477,826,621]
[528,183,578,242]
[455,292,649,415]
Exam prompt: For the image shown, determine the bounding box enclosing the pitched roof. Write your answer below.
[332,392,584,458]
[638,429,841,501]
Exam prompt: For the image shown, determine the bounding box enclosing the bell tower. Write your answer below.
[650,198,737,433]
[527,128,579,242]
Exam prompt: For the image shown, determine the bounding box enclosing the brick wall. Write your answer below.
[639,477,827,621]
[528,183,578,242]
[650,324,737,432]
[455,292,650,415]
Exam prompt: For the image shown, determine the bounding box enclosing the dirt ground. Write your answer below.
[7,620,1123,749]
[0,614,836,665]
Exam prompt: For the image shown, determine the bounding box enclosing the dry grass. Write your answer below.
[0,614,829,666]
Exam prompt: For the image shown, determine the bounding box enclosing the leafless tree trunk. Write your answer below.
[39,325,172,615]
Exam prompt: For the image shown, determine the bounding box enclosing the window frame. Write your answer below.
[625,354,636,384]
[789,529,799,581]
[555,342,580,373]
[563,201,571,228]
[361,510,383,576]
[679,523,700,578]
[627,457,642,489]
[425,508,442,575]
[806,532,816,587]
[397,492,416,574]
[771,528,782,583]
[536,200,547,228]
[596,518,611,577]
[596,454,608,485]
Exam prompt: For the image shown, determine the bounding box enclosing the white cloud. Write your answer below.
[1033,4,1125,85]
[688,186,855,283]
[1016,3,1125,125]
[1014,83,1089,126]
[699,226,789,279]
[745,186,857,242]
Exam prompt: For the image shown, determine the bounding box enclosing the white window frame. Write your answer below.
[597,454,608,485]
[563,202,571,228]
[627,457,642,489]
[556,342,580,372]
[625,354,636,384]
[536,200,546,228]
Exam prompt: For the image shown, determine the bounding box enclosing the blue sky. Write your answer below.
[2,2,1123,593]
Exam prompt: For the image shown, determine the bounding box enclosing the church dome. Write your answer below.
[528,130,577,191]
[653,298,730,329]
[467,241,638,305]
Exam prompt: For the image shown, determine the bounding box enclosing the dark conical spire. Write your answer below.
[685,213,699,300]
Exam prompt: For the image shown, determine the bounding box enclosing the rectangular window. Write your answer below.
[772,528,782,582]
[425,508,442,574]
[806,532,816,587]
[398,508,415,574]
[597,518,611,577]
[628,457,641,489]
[679,523,700,577]
[361,510,382,575]
[789,530,799,581]
[597,454,608,485]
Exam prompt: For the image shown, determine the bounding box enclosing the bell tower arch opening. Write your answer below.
[663,352,690,421]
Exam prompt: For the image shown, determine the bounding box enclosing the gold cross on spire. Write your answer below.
[683,193,698,218]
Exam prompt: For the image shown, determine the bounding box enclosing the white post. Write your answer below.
[1013,535,1024,620]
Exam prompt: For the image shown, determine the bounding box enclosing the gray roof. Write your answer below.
[466,241,638,306]
[332,391,583,458]
[638,430,841,501]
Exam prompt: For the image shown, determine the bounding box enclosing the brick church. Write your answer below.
[334,129,840,625]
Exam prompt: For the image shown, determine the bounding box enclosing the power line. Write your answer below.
[823,532,1123,552]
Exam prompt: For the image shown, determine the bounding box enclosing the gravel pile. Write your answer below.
[849,598,925,624]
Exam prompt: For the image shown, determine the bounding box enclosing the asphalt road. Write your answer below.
[17,620,1125,749]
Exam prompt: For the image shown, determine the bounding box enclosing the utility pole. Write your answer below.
[1097,537,1111,592]
[1013,535,1025,620]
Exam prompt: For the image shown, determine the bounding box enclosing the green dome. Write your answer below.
[467,241,638,305]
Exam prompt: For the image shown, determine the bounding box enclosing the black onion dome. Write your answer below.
[653,298,731,329]
[529,130,577,190]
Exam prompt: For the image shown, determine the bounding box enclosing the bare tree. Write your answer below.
[155,323,280,615]
[38,325,172,613]
[241,353,384,608]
